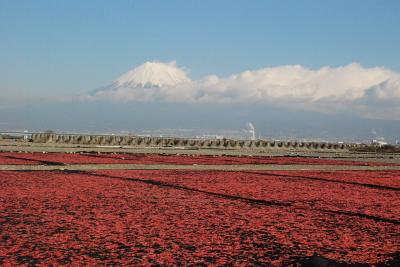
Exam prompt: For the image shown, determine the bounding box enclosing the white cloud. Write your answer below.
[89,61,400,119]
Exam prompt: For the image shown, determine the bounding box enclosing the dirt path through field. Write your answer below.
[2,163,400,171]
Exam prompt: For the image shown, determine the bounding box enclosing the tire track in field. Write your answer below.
[242,171,400,191]
[4,156,65,166]
[60,170,400,225]
[59,170,293,207]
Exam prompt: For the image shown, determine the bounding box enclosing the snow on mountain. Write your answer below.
[112,61,191,89]
[90,61,193,101]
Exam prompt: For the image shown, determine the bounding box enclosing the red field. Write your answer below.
[0,152,396,166]
[0,162,399,266]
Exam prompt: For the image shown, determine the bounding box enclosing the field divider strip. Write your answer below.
[2,163,400,171]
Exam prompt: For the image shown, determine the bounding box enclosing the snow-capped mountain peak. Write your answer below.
[113,61,191,88]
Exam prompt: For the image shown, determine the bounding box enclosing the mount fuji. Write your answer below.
[91,61,192,100]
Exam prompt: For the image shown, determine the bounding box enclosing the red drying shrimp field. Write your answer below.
[0,152,399,266]
[0,152,397,166]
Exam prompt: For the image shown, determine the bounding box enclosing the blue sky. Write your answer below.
[1,0,399,96]
[1,1,400,139]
